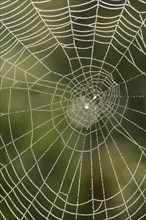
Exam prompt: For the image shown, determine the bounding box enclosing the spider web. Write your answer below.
[0,0,146,219]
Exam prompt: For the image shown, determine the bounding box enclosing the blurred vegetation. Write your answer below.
[0,0,145,220]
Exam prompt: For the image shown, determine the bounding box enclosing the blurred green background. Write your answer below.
[0,0,146,220]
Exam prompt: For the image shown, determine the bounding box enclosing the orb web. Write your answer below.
[0,0,146,220]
